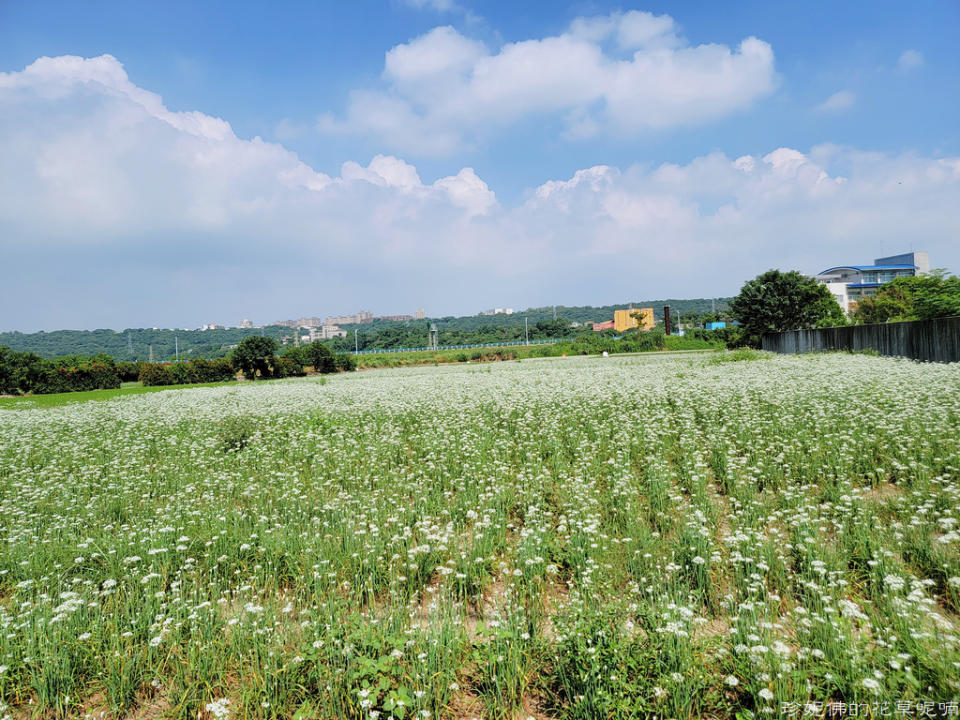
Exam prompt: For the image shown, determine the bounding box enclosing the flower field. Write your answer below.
[1,353,959,719]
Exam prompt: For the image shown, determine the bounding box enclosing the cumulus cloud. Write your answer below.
[1,54,959,330]
[524,146,960,278]
[816,90,855,113]
[898,49,924,71]
[318,11,777,154]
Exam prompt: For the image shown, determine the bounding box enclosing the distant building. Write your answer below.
[201,323,219,331]
[378,315,413,322]
[414,308,426,320]
[325,311,373,325]
[592,320,616,332]
[482,308,514,316]
[307,324,347,341]
[814,251,929,313]
[240,318,253,328]
[613,307,654,332]
[705,321,727,330]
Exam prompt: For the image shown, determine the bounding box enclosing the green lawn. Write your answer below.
[0,379,243,409]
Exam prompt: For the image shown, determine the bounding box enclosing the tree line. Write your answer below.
[0,299,733,360]
[0,338,356,396]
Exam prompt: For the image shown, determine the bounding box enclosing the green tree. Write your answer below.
[854,270,960,324]
[0,346,13,394]
[534,318,570,338]
[730,269,845,347]
[231,336,279,380]
[305,341,337,374]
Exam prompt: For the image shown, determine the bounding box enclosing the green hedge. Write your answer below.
[139,358,236,386]
[36,363,121,393]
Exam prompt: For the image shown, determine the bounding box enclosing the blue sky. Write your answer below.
[1,0,958,330]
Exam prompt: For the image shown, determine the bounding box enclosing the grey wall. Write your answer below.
[761,316,960,363]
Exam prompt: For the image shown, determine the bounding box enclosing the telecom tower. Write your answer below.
[429,322,438,351]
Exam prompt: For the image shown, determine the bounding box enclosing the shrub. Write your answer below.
[0,348,45,395]
[334,352,356,372]
[166,362,191,385]
[306,342,338,374]
[139,364,173,386]
[271,356,305,379]
[208,357,236,382]
[140,359,236,386]
[115,361,142,382]
[39,362,120,393]
[282,346,310,367]
[185,357,235,383]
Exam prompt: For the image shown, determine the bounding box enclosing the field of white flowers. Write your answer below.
[1,352,959,720]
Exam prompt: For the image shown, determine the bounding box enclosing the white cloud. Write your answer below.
[522,145,960,275]
[318,11,777,154]
[2,54,959,329]
[898,49,924,71]
[816,90,855,113]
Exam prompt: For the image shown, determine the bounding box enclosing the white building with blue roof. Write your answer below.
[815,251,929,313]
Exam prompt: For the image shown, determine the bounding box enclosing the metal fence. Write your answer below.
[761,316,960,363]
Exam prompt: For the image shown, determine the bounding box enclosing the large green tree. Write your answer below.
[730,269,845,347]
[231,336,279,380]
[305,341,338,374]
[853,270,960,324]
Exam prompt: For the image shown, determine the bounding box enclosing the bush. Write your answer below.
[282,346,310,367]
[306,341,337,374]
[1,348,123,395]
[140,359,236,386]
[39,362,120,393]
[0,348,45,395]
[271,356,305,379]
[185,357,235,383]
[208,357,236,382]
[334,352,356,372]
[166,362,191,385]
[115,361,142,382]
[139,364,173,386]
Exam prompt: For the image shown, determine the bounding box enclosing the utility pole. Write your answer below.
[553,305,556,321]
[354,328,358,354]
[175,335,179,362]
[525,317,529,345]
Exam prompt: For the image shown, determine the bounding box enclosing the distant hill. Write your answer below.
[0,298,731,360]
[0,326,292,363]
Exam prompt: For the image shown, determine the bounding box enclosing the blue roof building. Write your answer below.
[814,251,929,312]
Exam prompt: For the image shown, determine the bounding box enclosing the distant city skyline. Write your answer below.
[1,1,958,332]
